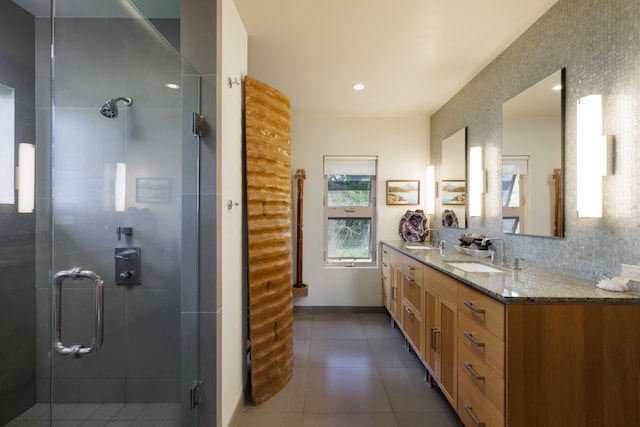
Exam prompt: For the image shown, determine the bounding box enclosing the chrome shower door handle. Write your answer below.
[53,267,104,358]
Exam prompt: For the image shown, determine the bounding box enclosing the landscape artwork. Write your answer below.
[387,180,420,205]
[441,180,466,205]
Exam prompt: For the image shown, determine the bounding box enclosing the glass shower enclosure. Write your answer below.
[1,0,202,425]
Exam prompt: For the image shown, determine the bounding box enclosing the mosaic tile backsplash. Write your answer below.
[430,0,640,282]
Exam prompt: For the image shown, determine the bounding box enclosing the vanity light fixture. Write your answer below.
[164,83,180,90]
[425,165,435,215]
[17,142,35,213]
[115,162,126,212]
[352,83,365,91]
[577,94,614,218]
[468,146,484,217]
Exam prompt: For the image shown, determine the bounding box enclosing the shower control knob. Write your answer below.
[119,271,133,280]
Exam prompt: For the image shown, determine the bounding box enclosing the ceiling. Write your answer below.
[13,0,559,117]
[233,0,559,117]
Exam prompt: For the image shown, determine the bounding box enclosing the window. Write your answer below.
[323,156,377,267]
[502,156,528,233]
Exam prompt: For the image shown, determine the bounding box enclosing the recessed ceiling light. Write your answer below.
[352,83,365,91]
[165,83,180,89]
[552,84,562,91]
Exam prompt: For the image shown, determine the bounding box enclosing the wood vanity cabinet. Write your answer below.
[380,246,392,313]
[380,245,401,323]
[423,265,458,407]
[380,243,640,426]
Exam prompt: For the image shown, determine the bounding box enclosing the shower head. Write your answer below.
[100,97,133,118]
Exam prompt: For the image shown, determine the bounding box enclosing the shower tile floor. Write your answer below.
[6,402,181,427]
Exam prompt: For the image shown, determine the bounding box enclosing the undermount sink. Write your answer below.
[446,261,504,273]
[403,245,435,250]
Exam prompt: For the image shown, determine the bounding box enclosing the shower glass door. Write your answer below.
[35,1,199,425]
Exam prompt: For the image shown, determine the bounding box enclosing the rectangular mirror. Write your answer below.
[441,127,467,228]
[502,69,565,237]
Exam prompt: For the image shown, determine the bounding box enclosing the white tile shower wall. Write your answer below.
[431,0,640,281]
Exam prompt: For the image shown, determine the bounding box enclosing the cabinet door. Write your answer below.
[424,288,438,375]
[438,297,457,406]
[381,250,391,309]
[388,263,400,322]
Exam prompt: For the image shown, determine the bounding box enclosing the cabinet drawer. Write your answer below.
[458,369,504,427]
[425,265,458,303]
[401,256,424,283]
[381,246,391,268]
[402,303,422,356]
[458,339,504,413]
[403,275,423,314]
[458,313,504,374]
[458,285,504,340]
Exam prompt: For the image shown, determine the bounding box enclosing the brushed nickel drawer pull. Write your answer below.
[430,327,436,351]
[381,275,388,280]
[464,331,485,347]
[382,262,388,267]
[431,328,440,353]
[405,265,415,271]
[464,300,485,314]
[405,306,413,316]
[463,362,485,381]
[463,404,486,426]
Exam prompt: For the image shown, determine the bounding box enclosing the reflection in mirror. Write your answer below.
[502,69,564,237]
[0,83,15,204]
[441,127,467,228]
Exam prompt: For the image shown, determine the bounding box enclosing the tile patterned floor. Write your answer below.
[7,313,460,427]
[235,313,461,427]
[6,402,181,427]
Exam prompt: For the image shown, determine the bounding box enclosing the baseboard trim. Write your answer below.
[293,306,385,314]
[226,392,244,427]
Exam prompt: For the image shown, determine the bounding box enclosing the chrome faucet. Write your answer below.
[482,237,506,265]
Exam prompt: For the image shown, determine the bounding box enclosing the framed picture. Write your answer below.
[441,180,466,205]
[136,178,171,203]
[386,180,420,205]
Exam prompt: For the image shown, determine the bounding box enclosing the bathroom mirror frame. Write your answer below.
[440,127,467,229]
[501,68,565,238]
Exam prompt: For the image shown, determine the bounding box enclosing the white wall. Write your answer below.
[291,116,429,307]
[217,0,247,425]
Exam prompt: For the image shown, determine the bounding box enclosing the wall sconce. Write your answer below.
[468,146,484,217]
[115,162,126,212]
[17,142,35,213]
[577,94,614,218]
[425,165,435,215]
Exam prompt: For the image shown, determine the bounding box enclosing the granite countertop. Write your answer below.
[382,240,640,303]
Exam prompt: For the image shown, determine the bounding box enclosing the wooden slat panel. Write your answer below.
[244,75,294,405]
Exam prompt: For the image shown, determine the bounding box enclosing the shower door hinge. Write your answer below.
[190,381,203,410]
[192,112,205,137]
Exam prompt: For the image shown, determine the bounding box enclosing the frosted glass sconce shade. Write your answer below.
[425,165,435,215]
[17,143,35,213]
[577,95,605,218]
[115,162,126,212]
[469,146,484,217]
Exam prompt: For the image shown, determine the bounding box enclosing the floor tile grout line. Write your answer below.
[363,312,404,426]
